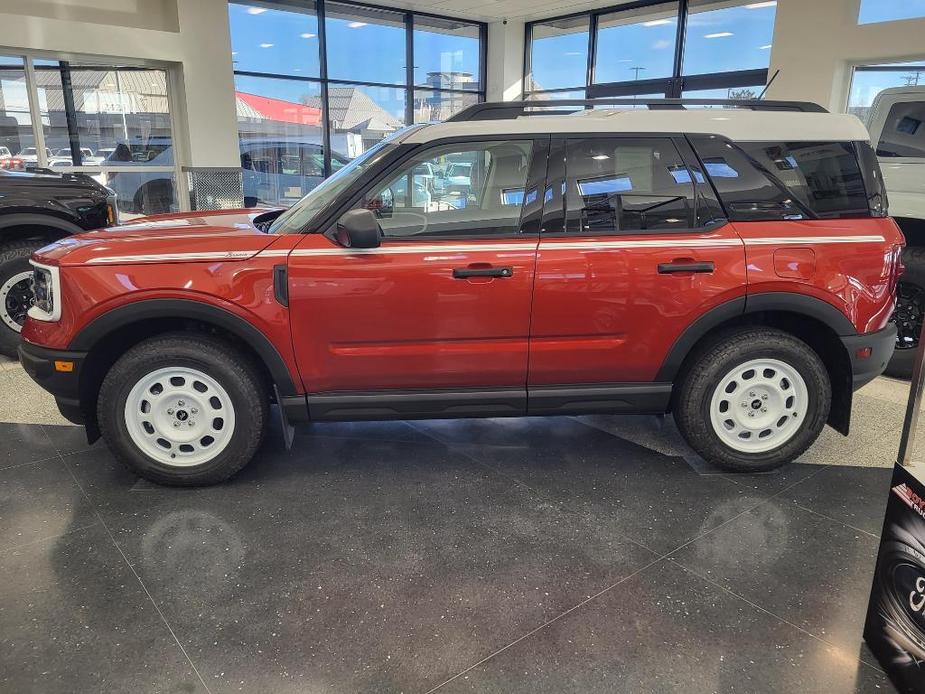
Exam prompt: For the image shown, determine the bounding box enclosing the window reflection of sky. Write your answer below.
[578,175,633,196]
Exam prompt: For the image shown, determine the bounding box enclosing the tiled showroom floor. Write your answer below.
[0,352,912,693]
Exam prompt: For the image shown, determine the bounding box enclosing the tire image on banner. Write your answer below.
[865,463,925,693]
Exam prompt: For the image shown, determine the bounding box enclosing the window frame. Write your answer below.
[523,0,774,103]
[541,133,724,237]
[230,0,487,184]
[324,134,550,242]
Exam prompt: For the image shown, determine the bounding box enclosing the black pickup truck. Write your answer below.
[0,170,115,356]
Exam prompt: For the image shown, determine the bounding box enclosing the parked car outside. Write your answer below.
[48,147,104,167]
[101,137,352,216]
[0,169,116,356]
[19,100,902,486]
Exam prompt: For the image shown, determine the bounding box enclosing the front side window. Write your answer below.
[562,138,696,233]
[361,140,534,238]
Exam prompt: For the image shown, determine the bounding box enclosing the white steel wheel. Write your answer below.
[0,270,33,332]
[708,358,808,454]
[123,366,236,467]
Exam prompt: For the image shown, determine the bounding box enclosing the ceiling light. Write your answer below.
[260,42,274,48]
[348,21,368,28]
[759,44,772,49]
[642,19,672,27]
[591,154,610,160]
[231,51,238,55]
[247,6,267,14]
[746,1,777,8]
[704,32,734,38]
[300,32,316,38]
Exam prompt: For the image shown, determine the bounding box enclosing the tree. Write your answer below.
[728,88,758,101]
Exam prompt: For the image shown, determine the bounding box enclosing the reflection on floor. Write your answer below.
[0,404,901,692]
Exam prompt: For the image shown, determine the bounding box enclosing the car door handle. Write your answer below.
[657,261,715,274]
[453,266,514,279]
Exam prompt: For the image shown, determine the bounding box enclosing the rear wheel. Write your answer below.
[674,328,830,472]
[0,241,43,358]
[98,334,268,486]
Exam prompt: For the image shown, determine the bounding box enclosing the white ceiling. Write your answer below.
[375,0,636,23]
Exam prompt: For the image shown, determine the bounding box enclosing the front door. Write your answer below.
[287,137,548,417]
[528,136,747,410]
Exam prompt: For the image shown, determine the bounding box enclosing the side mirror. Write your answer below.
[335,208,381,249]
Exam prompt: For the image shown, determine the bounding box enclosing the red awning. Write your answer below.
[236,91,322,126]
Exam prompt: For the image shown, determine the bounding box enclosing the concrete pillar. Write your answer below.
[486,20,525,102]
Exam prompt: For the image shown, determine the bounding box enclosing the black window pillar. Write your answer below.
[58,61,82,166]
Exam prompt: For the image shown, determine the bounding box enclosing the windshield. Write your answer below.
[268,138,397,234]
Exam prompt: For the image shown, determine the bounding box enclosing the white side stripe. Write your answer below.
[743,235,885,245]
[82,235,889,264]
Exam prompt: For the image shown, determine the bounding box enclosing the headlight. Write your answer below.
[28,261,61,322]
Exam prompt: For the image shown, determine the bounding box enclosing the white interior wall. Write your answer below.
[0,0,240,168]
[486,20,525,101]
[753,0,925,111]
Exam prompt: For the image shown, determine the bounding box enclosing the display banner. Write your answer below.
[865,461,925,693]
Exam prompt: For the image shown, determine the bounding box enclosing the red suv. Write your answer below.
[18,99,903,486]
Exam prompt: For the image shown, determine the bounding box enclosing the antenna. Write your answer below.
[758,69,781,100]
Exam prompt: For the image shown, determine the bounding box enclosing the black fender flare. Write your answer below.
[0,213,84,236]
[656,292,855,382]
[70,298,298,395]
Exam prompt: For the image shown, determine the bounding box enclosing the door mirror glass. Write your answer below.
[336,208,382,248]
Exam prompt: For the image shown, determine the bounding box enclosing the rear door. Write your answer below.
[287,137,548,413]
[528,135,747,410]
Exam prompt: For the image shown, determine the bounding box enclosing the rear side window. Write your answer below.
[562,138,696,233]
[876,100,925,158]
[691,136,870,220]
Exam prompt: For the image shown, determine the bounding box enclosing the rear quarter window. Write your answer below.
[691,136,871,220]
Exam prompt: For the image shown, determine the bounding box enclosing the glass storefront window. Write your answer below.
[527,16,589,92]
[683,0,776,76]
[0,57,34,170]
[594,3,678,84]
[859,0,925,25]
[849,62,925,118]
[228,1,485,207]
[326,83,405,159]
[413,16,480,91]
[682,84,766,105]
[229,1,320,78]
[234,74,328,206]
[412,89,478,123]
[32,65,174,168]
[325,3,406,85]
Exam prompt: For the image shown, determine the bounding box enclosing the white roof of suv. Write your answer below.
[404,108,870,144]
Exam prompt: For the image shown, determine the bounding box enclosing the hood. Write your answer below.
[34,207,285,267]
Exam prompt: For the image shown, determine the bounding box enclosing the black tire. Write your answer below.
[673,327,831,473]
[0,240,44,358]
[886,245,925,380]
[98,334,269,486]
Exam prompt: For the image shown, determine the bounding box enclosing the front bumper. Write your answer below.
[841,323,897,391]
[18,340,87,424]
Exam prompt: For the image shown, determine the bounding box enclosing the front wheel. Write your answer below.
[673,328,830,472]
[0,241,43,358]
[98,334,269,486]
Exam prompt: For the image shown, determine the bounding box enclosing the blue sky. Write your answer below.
[229,3,479,92]
[859,0,925,24]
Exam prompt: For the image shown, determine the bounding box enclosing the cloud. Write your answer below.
[652,39,672,50]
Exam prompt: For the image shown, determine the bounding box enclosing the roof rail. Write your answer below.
[447,98,828,122]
